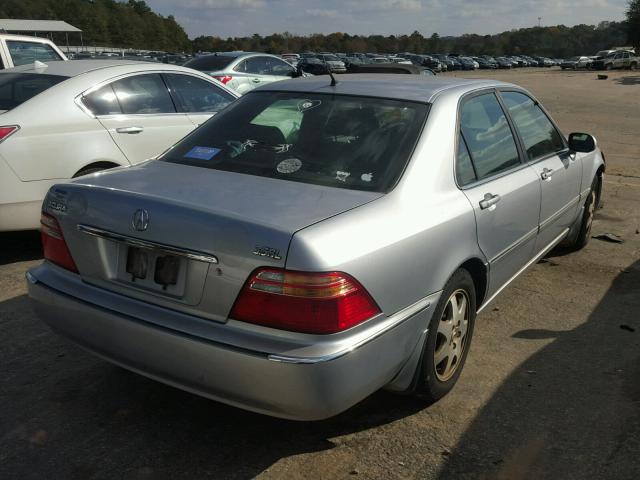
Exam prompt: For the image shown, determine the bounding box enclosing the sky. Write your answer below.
[144,0,629,39]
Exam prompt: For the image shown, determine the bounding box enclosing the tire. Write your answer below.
[605,64,612,71]
[415,268,477,403]
[567,176,599,251]
[631,63,637,71]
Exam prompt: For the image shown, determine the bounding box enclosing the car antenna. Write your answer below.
[328,70,337,86]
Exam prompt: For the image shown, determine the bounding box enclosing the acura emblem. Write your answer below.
[132,209,150,232]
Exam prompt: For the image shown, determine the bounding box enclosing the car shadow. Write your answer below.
[0,231,42,265]
[615,75,640,85]
[0,293,426,480]
[436,260,640,479]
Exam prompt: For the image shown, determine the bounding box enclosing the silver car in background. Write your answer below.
[28,75,605,420]
[183,52,302,94]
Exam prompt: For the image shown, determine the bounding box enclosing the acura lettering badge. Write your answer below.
[132,209,150,232]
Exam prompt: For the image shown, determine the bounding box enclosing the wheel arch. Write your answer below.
[458,257,489,309]
[73,160,122,178]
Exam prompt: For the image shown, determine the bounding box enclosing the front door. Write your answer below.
[457,92,541,298]
[499,91,583,251]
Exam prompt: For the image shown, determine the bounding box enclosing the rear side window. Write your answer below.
[456,134,476,186]
[162,91,428,192]
[501,91,565,161]
[459,93,521,180]
[111,74,175,115]
[82,84,122,115]
[183,55,235,72]
[164,74,234,113]
[6,41,63,66]
[243,57,270,75]
[0,73,67,110]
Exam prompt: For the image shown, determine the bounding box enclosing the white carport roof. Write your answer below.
[0,19,81,33]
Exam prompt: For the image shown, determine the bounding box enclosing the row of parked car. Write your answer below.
[560,50,639,70]
[276,52,568,72]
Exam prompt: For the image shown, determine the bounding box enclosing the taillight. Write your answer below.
[230,268,381,334]
[212,75,232,85]
[0,125,19,143]
[40,213,78,273]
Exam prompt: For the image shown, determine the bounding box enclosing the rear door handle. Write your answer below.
[541,168,554,180]
[251,78,261,83]
[116,126,144,134]
[479,193,501,210]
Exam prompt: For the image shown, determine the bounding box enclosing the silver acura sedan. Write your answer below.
[27,75,605,420]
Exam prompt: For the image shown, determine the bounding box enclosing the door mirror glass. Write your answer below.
[568,133,596,153]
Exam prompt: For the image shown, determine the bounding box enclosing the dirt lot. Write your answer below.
[1,68,639,480]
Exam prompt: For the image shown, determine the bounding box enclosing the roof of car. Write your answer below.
[0,59,153,77]
[255,74,512,103]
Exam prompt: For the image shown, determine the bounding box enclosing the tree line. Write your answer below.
[192,22,631,57]
[0,0,190,52]
[0,0,637,56]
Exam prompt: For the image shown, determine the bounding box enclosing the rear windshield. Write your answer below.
[162,91,428,192]
[183,55,235,71]
[0,73,68,110]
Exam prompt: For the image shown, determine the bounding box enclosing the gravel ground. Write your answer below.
[1,68,639,480]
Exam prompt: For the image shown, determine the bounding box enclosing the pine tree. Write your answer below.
[628,0,640,48]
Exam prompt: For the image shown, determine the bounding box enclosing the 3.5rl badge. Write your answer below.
[253,245,282,260]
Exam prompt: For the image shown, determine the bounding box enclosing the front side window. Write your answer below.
[111,74,175,115]
[267,58,295,76]
[164,74,234,113]
[501,91,565,161]
[162,92,428,192]
[459,93,521,180]
[6,41,63,66]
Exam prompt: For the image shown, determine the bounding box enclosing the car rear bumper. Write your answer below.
[27,264,437,420]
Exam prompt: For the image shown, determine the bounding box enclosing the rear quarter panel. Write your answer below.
[2,82,129,181]
[286,92,485,315]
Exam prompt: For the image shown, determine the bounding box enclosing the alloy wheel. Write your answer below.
[434,289,470,382]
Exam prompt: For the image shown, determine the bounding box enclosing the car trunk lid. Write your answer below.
[47,160,382,322]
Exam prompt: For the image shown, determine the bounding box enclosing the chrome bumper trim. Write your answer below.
[77,224,218,264]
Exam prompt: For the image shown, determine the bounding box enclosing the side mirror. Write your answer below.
[568,132,596,153]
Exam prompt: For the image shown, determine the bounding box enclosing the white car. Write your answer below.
[0,34,67,69]
[0,60,238,231]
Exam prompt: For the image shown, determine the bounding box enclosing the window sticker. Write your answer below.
[273,143,293,154]
[361,172,373,182]
[298,99,322,112]
[184,146,221,161]
[277,158,302,174]
[335,171,350,182]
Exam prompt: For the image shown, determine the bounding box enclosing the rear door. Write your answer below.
[457,91,541,298]
[499,90,582,252]
[86,73,194,163]
[231,57,265,93]
[162,72,236,127]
